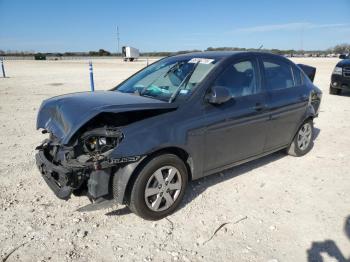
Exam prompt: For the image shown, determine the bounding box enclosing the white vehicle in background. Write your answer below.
[122,46,139,62]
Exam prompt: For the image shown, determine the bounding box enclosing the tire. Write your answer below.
[287,120,314,157]
[127,154,188,220]
[329,86,341,95]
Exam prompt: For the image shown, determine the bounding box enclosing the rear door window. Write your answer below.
[262,58,295,90]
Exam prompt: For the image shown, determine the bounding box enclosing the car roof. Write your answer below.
[171,51,285,61]
[173,51,243,59]
[171,51,248,61]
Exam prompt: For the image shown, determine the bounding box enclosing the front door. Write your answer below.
[203,57,269,173]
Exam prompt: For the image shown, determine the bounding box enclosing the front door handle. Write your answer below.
[253,103,266,111]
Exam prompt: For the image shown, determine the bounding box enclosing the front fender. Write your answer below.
[112,156,146,204]
[109,111,194,160]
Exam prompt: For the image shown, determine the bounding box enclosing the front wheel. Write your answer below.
[127,154,188,220]
[287,120,314,157]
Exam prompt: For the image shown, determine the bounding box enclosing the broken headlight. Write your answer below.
[81,126,123,154]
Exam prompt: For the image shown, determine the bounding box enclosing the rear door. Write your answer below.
[261,55,308,151]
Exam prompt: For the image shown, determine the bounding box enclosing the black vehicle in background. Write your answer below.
[339,54,349,59]
[34,53,46,60]
[35,52,322,220]
[330,58,350,95]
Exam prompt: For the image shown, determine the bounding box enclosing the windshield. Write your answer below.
[114,56,218,102]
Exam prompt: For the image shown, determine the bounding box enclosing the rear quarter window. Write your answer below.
[293,66,303,86]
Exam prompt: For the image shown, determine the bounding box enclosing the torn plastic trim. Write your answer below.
[108,156,141,164]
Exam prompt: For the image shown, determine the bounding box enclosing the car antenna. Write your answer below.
[258,44,263,51]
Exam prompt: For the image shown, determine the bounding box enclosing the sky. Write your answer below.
[0,0,349,53]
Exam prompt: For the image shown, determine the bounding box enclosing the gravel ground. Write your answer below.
[0,57,349,262]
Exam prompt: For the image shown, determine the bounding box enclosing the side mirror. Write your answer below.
[339,54,346,59]
[206,86,232,105]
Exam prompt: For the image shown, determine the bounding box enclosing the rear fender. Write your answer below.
[303,104,316,123]
[289,104,316,144]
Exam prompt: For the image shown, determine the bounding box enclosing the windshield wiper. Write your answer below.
[164,61,186,78]
[140,61,185,96]
[168,61,200,103]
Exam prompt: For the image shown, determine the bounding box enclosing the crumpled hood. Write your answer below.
[37,91,176,144]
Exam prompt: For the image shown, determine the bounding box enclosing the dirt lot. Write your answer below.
[0,57,349,262]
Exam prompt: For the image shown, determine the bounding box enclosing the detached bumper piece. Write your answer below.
[35,151,74,200]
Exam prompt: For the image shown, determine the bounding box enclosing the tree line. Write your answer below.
[1,44,349,57]
[329,44,350,54]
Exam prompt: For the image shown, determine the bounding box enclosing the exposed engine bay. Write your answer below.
[40,125,123,166]
[36,125,124,201]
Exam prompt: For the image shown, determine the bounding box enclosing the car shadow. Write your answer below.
[307,215,350,262]
[313,127,321,141]
[105,206,131,217]
[179,150,286,210]
[179,127,321,210]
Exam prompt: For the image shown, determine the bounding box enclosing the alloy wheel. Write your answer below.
[144,166,182,212]
[297,123,312,151]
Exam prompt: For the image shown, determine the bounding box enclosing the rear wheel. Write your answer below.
[287,120,314,157]
[329,86,341,95]
[127,154,188,220]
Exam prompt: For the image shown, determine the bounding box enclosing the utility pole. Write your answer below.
[116,26,120,57]
[300,25,304,53]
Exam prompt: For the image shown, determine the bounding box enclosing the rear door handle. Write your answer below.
[299,94,308,101]
[253,103,266,111]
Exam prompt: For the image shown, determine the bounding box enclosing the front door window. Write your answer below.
[214,60,258,97]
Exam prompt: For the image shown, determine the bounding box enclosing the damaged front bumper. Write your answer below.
[36,150,74,200]
[35,145,111,201]
[35,137,144,207]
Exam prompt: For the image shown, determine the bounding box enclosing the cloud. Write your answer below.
[231,22,349,33]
